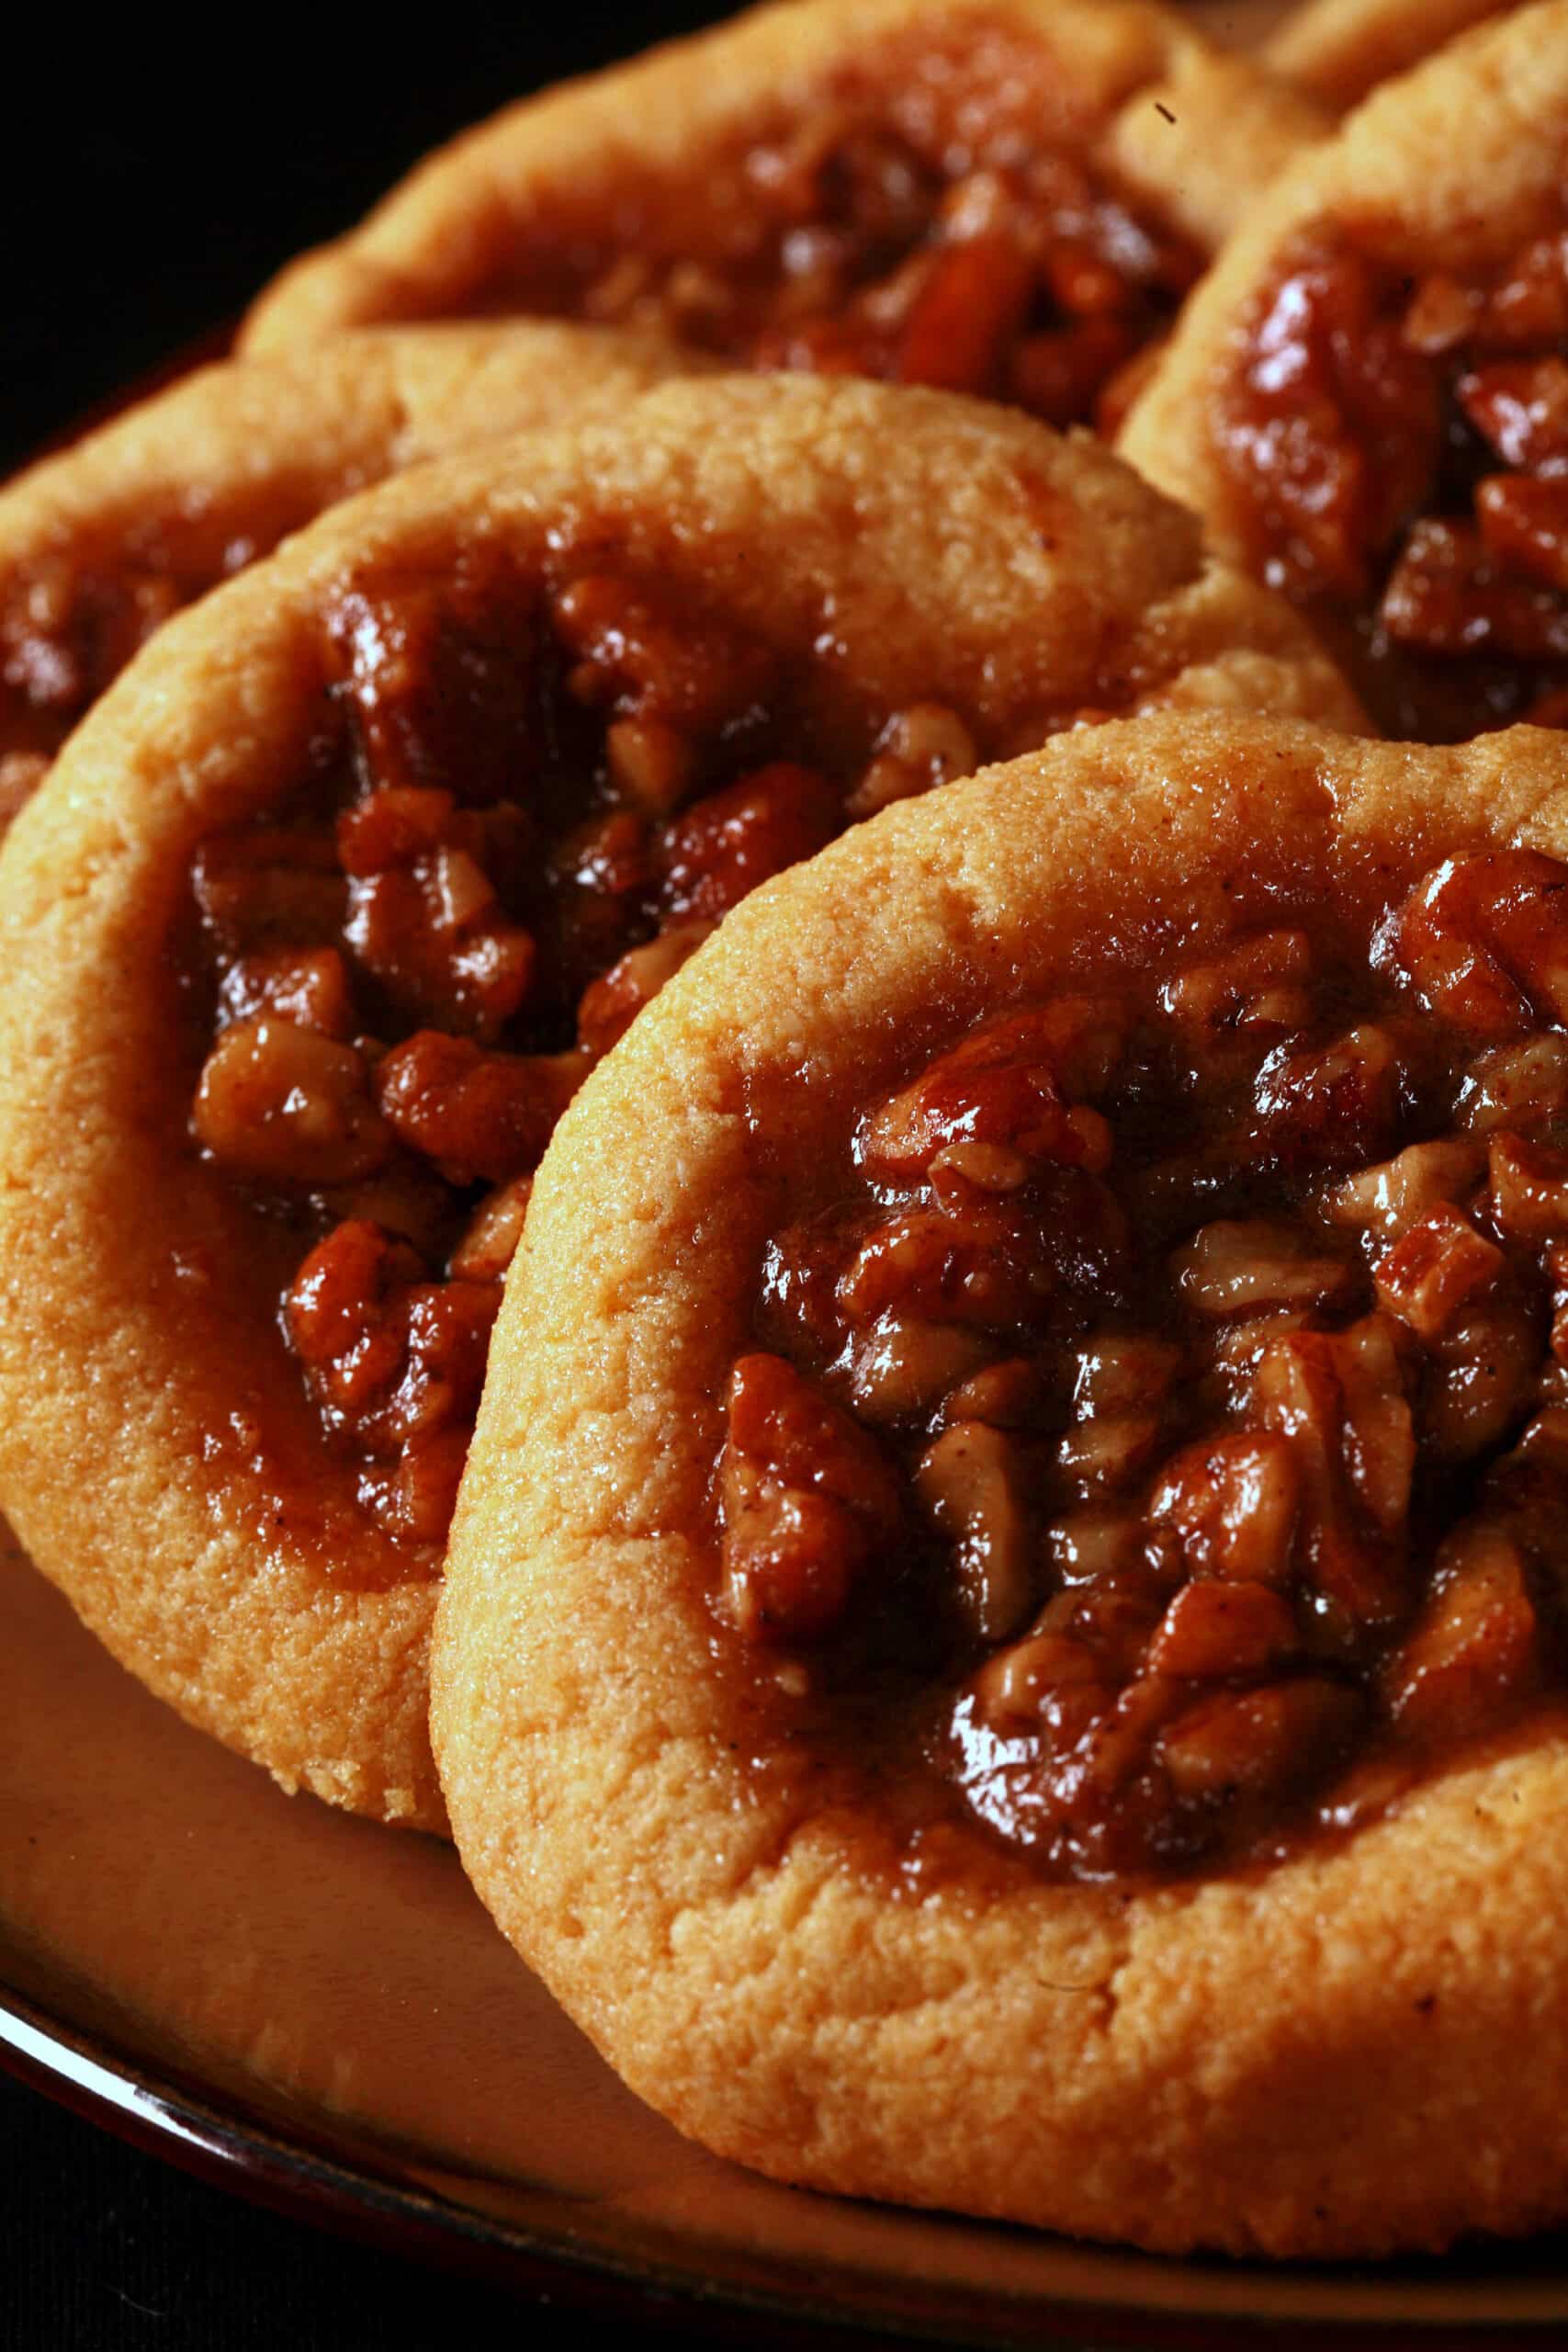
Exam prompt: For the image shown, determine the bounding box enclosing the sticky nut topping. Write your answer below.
[0,503,321,797]
[1215,217,1568,741]
[185,549,1001,1555]
[718,848,1568,1881]
[508,29,1201,435]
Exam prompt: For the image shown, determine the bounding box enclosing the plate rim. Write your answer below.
[6,1946,1568,2352]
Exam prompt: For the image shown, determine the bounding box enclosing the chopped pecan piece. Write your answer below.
[893,232,1035,393]
[449,1175,534,1283]
[286,1220,425,1416]
[1252,1023,1403,1169]
[1390,852,1568,1035]
[330,573,536,804]
[847,702,979,818]
[720,1351,900,1644]
[1457,1035,1568,1134]
[375,1031,584,1186]
[1381,515,1568,660]
[1457,356,1568,474]
[1161,929,1313,1046]
[1384,1521,1539,1741]
[359,1425,474,1548]
[194,1017,390,1187]
[604,717,699,815]
[842,1313,990,1425]
[1489,1131,1568,1241]
[941,1355,1043,1430]
[344,813,536,1042]
[857,1006,1115,1182]
[975,1626,1106,1731]
[1476,475,1568,595]
[1373,1204,1504,1340]
[553,574,776,731]
[1156,1678,1360,1804]
[838,1202,1056,1330]
[1254,1319,1414,1623]
[1325,1136,1486,1239]
[1145,1579,1298,1680]
[656,763,840,922]
[1420,1285,1543,1463]
[286,1220,499,1458]
[1071,1334,1180,1419]
[1148,1433,1301,1588]
[1174,1220,1356,1318]
[218,946,355,1039]
[1218,236,1440,598]
[915,1419,1037,1641]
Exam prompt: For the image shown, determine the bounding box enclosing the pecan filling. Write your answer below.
[499,28,1200,433]
[186,552,997,1555]
[1216,220,1568,741]
[722,850,1568,1880]
[0,504,314,813]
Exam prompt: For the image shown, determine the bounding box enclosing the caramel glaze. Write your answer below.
[474,23,1201,435]
[716,850,1568,1883]
[1215,217,1568,742]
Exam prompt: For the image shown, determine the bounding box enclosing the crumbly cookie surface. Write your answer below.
[434,708,1568,2256]
[0,322,705,825]
[0,378,1357,1833]
[240,0,1325,435]
[1120,2,1568,741]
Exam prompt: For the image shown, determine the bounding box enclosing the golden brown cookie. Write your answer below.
[1119,1,1568,741]
[1264,0,1517,111]
[240,0,1326,437]
[434,707,1568,2257]
[0,321,705,829]
[0,376,1360,1833]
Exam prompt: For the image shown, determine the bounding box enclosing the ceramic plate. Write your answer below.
[6,1530,1568,2346]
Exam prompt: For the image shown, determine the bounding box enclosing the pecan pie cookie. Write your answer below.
[240,0,1326,439]
[1263,0,1517,112]
[0,377,1358,1832]
[435,708,1568,2256]
[1120,1,1568,742]
[0,321,705,831]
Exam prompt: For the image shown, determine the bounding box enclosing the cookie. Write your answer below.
[434,706,1568,2257]
[0,376,1360,1833]
[0,321,706,829]
[1263,0,1517,111]
[1119,1,1568,741]
[240,0,1327,437]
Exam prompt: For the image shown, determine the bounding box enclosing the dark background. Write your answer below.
[1,8,732,478]
[0,12,791,2348]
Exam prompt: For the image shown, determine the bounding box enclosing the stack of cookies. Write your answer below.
[3,0,1567,2262]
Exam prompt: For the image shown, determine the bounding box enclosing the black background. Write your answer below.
[0,11,810,2348]
[1,8,732,476]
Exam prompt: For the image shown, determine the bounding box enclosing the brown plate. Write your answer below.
[5,1525,1568,2346]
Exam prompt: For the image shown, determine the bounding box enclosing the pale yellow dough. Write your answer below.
[435,708,1568,2258]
